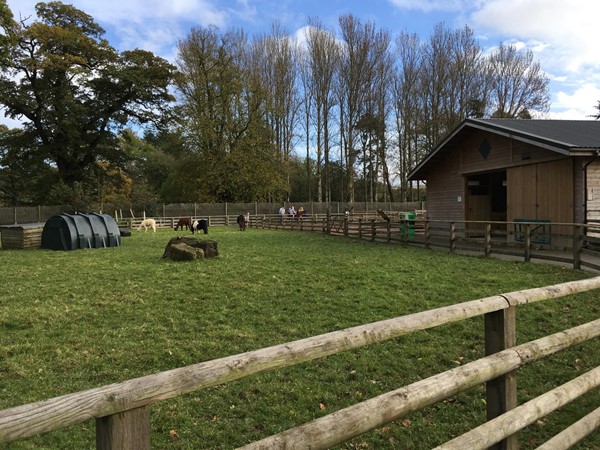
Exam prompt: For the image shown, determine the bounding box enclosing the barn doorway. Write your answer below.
[466,171,507,234]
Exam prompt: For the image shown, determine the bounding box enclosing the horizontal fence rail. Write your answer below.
[255,214,600,273]
[0,278,599,448]
[240,320,600,450]
[435,366,600,450]
[0,202,424,226]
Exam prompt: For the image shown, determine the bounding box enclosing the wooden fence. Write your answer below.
[0,277,598,449]
[0,201,424,226]
[256,214,600,273]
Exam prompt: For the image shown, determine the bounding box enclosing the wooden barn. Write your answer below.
[408,119,600,241]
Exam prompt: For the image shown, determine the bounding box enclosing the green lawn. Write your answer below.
[0,227,598,449]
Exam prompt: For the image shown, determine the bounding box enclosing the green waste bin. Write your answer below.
[399,212,416,241]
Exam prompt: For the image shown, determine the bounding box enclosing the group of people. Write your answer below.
[278,205,307,221]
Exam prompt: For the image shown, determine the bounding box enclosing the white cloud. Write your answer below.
[465,0,600,119]
[387,0,464,13]
[549,83,600,120]
[6,0,232,60]
[470,0,600,73]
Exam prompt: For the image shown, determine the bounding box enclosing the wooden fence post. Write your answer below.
[344,218,349,237]
[96,406,151,450]
[485,223,492,257]
[524,224,531,262]
[573,225,582,270]
[358,219,363,239]
[425,221,430,249]
[370,220,376,242]
[450,222,456,253]
[484,306,518,450]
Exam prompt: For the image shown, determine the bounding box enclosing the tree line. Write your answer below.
[0,1,553,210]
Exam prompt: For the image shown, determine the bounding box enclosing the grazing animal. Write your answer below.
[138,218,156,233]
[237,213,250,231]
[191,219,208,235]
[174,217,192,231]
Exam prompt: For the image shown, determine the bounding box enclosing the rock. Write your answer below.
[169,242,204,261]
[162,236,218,260]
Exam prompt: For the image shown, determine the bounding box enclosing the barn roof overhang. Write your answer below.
[408,119,600,181]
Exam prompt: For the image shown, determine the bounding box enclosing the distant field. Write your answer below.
[0,226,598,449]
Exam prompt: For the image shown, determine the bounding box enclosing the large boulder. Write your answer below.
[162,237,218,260]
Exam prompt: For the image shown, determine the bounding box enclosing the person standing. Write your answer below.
[278,205,286,222]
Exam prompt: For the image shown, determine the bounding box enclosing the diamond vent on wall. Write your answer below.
[479,139,491,160]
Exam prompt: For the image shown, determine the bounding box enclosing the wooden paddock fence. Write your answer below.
[0,277,598,449]
[255,213,600,273]
[118,215,249,230]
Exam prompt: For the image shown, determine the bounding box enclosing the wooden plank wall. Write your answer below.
[0,227,43,249]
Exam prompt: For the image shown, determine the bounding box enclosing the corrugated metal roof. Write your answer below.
[409,119,600,180]
[469,118,600,149]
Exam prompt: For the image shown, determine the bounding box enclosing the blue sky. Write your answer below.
[5,0,600,124]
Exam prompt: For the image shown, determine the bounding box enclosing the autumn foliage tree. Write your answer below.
[175,26,287,202]
[0,1,175,206]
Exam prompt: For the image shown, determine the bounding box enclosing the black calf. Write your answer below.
[191,219,208,234]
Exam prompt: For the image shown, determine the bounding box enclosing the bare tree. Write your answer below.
[590,101,600,120]
[366,27,393,202]
[446,26,488,124]
[420,23,452,151]
[304,19,339,203]
[393,31,422,202]
[253,22,301,200]
[338,14,379,203]
[487,42,550,118]
[297,45,313,201]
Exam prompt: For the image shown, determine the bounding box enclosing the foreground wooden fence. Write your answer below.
[0,277,599,448]
[256,214,600,273]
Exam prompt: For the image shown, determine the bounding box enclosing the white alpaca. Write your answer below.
[137,218,156,232]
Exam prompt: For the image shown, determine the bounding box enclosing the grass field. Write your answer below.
[0,226,598,449]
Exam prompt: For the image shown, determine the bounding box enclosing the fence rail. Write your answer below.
[0,277,598,448]
[0,202,424,226]
[256,214,600,273]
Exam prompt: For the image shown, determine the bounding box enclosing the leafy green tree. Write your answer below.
[0,0,15,64]
[0,126,56,205]
[0,1,175,203]
[176,25,286,202]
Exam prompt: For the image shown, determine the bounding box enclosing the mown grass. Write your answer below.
[0,227,598,449]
